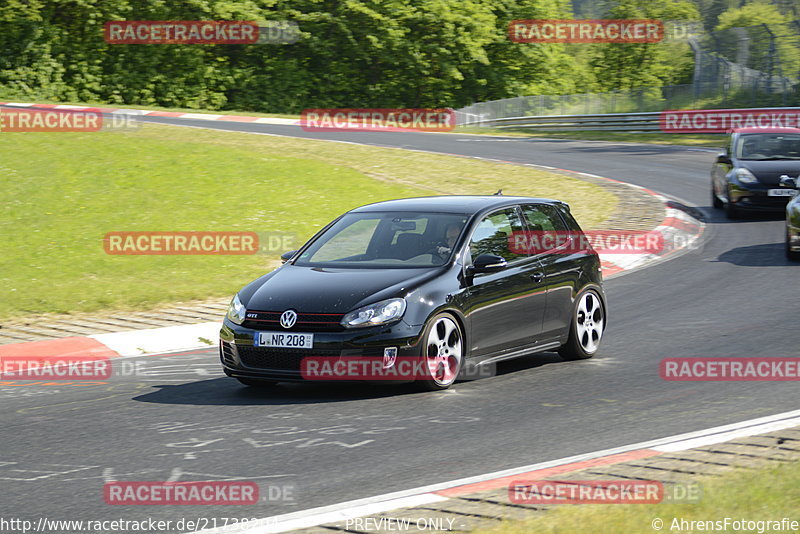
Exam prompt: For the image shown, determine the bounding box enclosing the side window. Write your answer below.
[521,204,570,255]
[469,208,527,262]
[522,204,568,232]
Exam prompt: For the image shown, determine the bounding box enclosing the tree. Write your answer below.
[588,0,701,91]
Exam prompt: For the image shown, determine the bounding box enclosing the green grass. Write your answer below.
[0,123,616,319]
[474,461,800,534]
[455,127,727,147]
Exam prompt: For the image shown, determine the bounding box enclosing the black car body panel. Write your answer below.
[220,196,605,382]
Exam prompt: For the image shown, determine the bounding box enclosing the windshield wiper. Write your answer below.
[749,156,800,161]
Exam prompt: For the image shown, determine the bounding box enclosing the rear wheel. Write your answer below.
[559,289,605,361]
[416,314,463,391]
[236,377,278,387]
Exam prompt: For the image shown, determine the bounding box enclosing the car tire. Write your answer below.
[559,288,605,361]
[416,313,464,391]
[711,186,723,209]
[236,377,278,387]
[787,227,800,261]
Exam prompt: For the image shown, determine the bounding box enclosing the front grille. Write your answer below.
[236,346,341,371]
[243,310,345,332]
[743,196,791,207]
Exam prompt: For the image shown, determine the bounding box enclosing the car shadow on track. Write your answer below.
[491,351,565,376]
[703,208,784,224]
[713,242,795,266]
[131,353,566,405]
[131,378,421,405]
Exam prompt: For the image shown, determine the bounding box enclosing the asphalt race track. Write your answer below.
[2,117,797,528]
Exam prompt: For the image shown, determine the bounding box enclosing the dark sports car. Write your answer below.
[711,127,800,219]
[219,195,606,390]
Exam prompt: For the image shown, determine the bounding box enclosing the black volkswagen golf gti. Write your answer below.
[220,196,606,390]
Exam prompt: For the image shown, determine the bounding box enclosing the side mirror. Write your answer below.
[780,176,798,189]
[466,254,508,275]
[280,250,298,263]
[716,150,732,165]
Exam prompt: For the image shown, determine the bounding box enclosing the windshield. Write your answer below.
[735,134,800,160]
[293,211,469,268]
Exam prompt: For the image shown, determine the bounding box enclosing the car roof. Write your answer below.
[733,127,800,135]
[350,195,564,214]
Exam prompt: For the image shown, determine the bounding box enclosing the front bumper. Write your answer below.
[728,184,796,211]
[219,318,425,382]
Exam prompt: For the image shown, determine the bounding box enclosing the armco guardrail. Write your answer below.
[456,111,664,132]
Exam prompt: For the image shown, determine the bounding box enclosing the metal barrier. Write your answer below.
[457,111,664,132]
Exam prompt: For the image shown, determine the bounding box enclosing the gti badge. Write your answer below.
[280,310,298,329]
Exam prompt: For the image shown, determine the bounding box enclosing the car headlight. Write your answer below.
[735,168,759,184]
[341,298,406,328]
[226,294,247,325]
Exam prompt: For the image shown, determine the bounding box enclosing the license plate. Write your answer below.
[767,189,798,197]
[255,332,313,349]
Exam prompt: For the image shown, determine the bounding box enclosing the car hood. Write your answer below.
[239,264,440,313]
[738,160,800,185]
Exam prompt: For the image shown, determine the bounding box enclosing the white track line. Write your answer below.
[191,409,800,534]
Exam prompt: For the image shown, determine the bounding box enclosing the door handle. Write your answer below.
[530,272,544,283]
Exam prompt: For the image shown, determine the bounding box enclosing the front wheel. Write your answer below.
[416,313,464,391]
[787,227,800,261]
[559,289,605,361]
[711,185,723,209]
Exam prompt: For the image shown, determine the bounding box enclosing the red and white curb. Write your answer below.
[0,102,299,126]
[0,322,220,360]
[190,409,800,534]
[564,172,706,279]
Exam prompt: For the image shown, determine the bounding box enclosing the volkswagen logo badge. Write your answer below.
[279,310,298,329]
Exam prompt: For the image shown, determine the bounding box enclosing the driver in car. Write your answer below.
[436,223,462,258]
[742,138,761,158]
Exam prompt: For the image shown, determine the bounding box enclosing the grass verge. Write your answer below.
[474,461,800,534]
[0,122,616,319]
